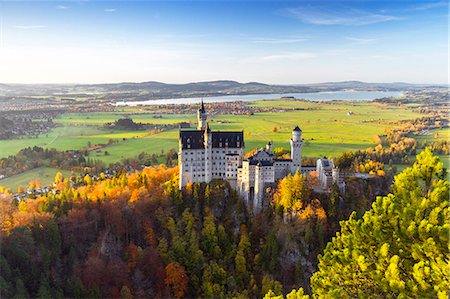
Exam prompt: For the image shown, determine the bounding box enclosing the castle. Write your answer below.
[178,101,304,211]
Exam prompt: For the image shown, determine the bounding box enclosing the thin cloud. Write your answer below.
[104,8,116,12]
[284,7,403,26]
[57,5,69,9]
[13,25,48,29]
[262,52,316,61]
[409,1,447,11]
[345,37,378,44]
[250,37,308,44]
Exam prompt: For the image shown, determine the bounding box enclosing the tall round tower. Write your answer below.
[290,126,303,173]
[197,100,207,130]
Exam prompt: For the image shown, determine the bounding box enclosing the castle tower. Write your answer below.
[290,126,303,173]
[254,162,264,212]
[197,100,207,130]
[178,134,185,189]
[265,141,272,154]
[204,123,212,182]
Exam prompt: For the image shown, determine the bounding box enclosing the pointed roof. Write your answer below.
[293,126,302,132]
[199,99,206,113]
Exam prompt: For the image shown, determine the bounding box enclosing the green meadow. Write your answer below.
[393,128,450,175]
[0,99,426,189]
[0,167,74,191]
[1,100,421,163]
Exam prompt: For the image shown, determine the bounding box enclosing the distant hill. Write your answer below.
[299,81,443,90]
[0,80,445,99]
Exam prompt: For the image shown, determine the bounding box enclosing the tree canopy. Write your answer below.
[310,148,449,298]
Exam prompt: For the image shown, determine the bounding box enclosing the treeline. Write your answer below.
[0,146,104,178]
[421,139,449,155]
[335,114,449,173]
[385,116,447,144]
[119,149,178,169]
[334,138,416,173]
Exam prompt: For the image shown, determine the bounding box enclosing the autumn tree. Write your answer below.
[274,171,310,212]
[165,262,189,298]
[264,288,310,299]
[55,171,64,184]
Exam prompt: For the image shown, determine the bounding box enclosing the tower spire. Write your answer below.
[200,99,205,113]
[197,99,207,130]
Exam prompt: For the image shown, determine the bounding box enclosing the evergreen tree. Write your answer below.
[37,274,53,299]
[311,149,449,298]
[13,278,29,299]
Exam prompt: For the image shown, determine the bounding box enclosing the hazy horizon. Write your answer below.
[0,0,447,84]
[0,79,448,86]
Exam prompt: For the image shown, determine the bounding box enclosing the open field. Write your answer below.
[55,112,196,126]
[79,101,422,164]
[1,100,421,165]
[413,127,449,143]
[0,167,74,191]
[0,126,152,158]
[393,128,449,175]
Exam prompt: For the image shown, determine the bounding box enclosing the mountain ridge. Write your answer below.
[0,80,445,99]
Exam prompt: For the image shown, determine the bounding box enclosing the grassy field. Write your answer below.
[413,127,449,143]
[394,128,449,174]
[1,100,421,165]
[0,167,74,191]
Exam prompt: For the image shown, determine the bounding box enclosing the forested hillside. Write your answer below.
[0,150,448,298]
[266,148,449,299]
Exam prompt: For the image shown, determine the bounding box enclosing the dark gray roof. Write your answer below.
[293,126,302,132]
[180,130,244,149]
[211,131,244,148]
[180,130,205,149]
[249,160,273,166]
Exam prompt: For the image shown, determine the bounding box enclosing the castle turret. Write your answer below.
[197,100,207,130]
[265,141,272,154]
[204,122,212,182]
[178,131,185,189]
[290,126,303,173]
[254,162,264,212]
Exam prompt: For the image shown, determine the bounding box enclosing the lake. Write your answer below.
[114,90,403,106]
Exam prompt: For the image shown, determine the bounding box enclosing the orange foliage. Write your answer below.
[0,198,15,234]
[165,262,189,298]
[127,243,139,271]
[28,179,41,189]
[244,148,258,159]
[299,199,327,224]
[1,165,179,235]
[144,223,158,247]
[307,171,320,187]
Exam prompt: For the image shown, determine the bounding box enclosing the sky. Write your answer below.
[0,0,448,84]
